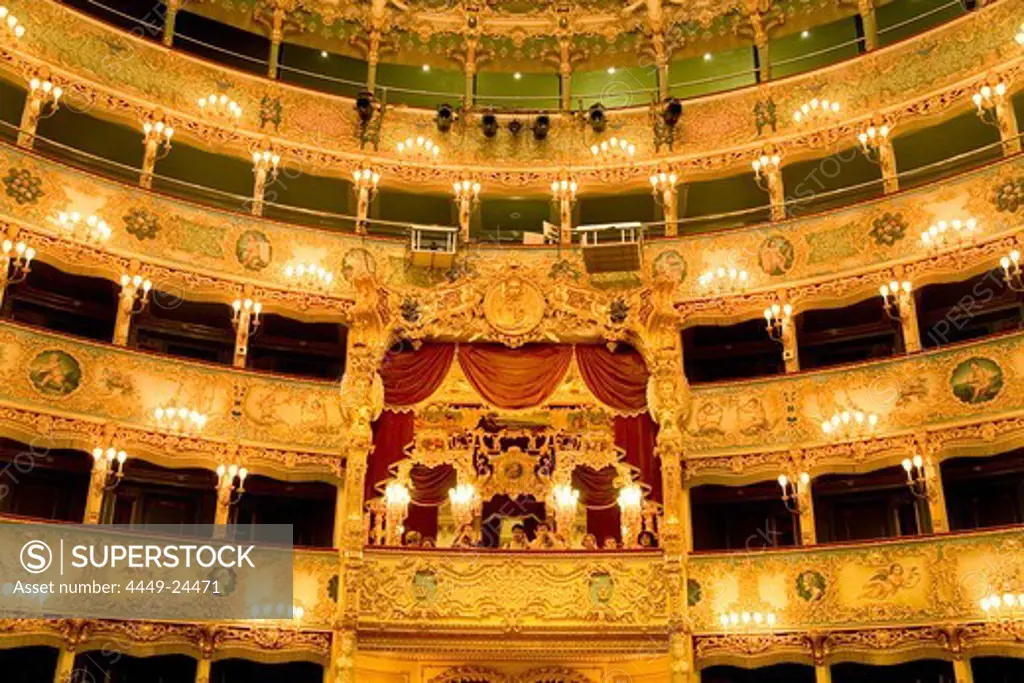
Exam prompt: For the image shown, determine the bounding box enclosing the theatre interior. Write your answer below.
[2,0,1024,680]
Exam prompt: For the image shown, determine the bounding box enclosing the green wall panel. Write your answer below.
[770,17,860,79]
[376,63,464,109]
[876,0,966,47]
[476,72,560,111]
[279,45,367,98]
[668,46,757,100]
[571,67,658,110]
[893,111,1001,189]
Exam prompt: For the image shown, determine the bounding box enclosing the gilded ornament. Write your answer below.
[482,275,546,336]
[950,357,1003,405]
[28,349,82,397]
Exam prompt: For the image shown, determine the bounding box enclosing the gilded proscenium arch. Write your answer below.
[3,138,1024,331]
[0,0,1020,192]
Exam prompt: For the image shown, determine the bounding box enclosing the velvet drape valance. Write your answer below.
[575,345,649,414]
[456,344,574,410]
[380,342,456,407]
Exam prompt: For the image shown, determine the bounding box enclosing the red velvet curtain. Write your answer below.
[575,344,649,413]
[381,343,456,407]
[369,343,455,500]
[404,464,458,541]
[573,466,621,542]
[615,414,661,503]
[457,344,572,409]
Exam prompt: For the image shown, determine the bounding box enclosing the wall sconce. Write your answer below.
[719,610,777,630]
[763,302,792,343]
[447,482,479,531]
[28,74,64,118]
[649,170,678,199]
[119,273,152,316]
[216,463,248,504]
[352,167,381,199]
[822,410,878,438]
[981,592,1024,618]
[1000,250,1024,291]
[549,483,580,537]
[0,6,25,39]
[454,179,482,203]
[920,218,978,250]
[777,472,809,514]
[857,120,891,161]
[232,298,262,332]
[618,483,644,549]
[2,239,34,283]
[284,262,333,290]
[880,279,912,321]
[901,455,928,499]
[590,136,636,160]
[698,266,749,295]
[197,93,242,123]
[396,135,440,160]
[973,81,1008,127]
[154,405,208,435]
[384,480,411,546]
[91,447,127,490]
[57,212,112,245]
[141,116,175,157]
[752,148,782,191]
[792,97,840,125]
[550,176,579,204]
[252,146,281,180]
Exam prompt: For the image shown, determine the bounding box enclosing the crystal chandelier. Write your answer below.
[0,6,25,39]
[57,212,112,245]
[154,405,208,435]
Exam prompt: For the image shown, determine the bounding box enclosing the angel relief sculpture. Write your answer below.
[859,562,921,601]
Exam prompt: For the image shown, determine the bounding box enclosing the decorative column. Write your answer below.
[18,71,63,149]
[464,38,478,108]
[366,32,382,92]
[815,664,833,683]
[113,271,152,347]
[195,659,212,683]
[752,17,771,82]
[909,433,949,534]
[251,142,281,217]
[140,111,175,189]
[558,36,572,111]
[333,482,348,549]
[858,0,878,51]
[646,269,696,683]
[231,294,262,368]
[163,0,180,47]
[454,178,481,243]
[267,5,286,79]
[973,80,1021,156]
[752,147,785,221]
[796,474,816,546]
[352,166,381,235]
[53,647,76,683]
[953,659,975,683]
[650,169,679,237]
[655,35,670,100]
[858,119,897,194]
[550,173,578,246]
